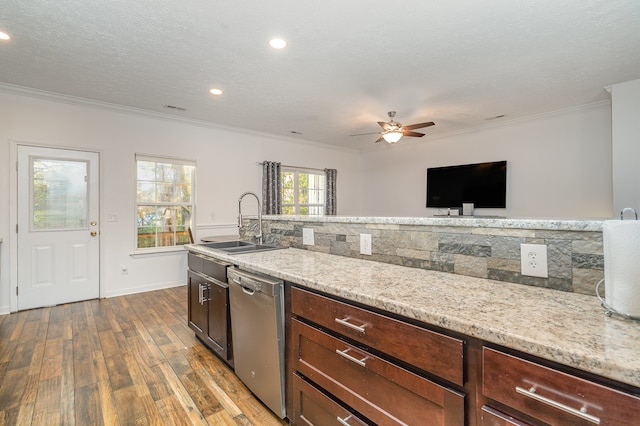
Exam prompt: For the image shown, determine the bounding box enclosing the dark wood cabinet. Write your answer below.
[482,347,640,426]
[289,286,465,425]
[187,253,233,367]
[291,372,369,426]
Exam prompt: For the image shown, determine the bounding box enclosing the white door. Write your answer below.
[17,146,100,310]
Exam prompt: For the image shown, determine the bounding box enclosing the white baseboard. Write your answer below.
[104,280,186,298]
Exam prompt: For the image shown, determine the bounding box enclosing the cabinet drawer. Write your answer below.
[291,373,368,426]
[480,406,531,426]
[188,253,205,273]
[188,253,228,283]
[292,319,465,426]
[203,258,227,283]
[482,347,640,426]
[291,286,464,385]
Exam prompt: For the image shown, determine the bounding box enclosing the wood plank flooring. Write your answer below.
[0,286,288,425]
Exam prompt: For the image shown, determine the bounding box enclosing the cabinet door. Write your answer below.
[206,281,232,363]
[188,271,208,335]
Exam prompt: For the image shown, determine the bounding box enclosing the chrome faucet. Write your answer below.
[238,191,263,244]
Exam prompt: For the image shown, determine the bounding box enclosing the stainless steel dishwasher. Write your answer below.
[227,267,286,418]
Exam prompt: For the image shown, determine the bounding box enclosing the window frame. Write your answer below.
[281,167,325,216]
[134,154,196,252]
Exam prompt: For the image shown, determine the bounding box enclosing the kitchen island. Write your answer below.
[186,244,639,388]
[187,241,640,424]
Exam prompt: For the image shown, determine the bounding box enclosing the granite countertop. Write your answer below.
[187,245,640,388]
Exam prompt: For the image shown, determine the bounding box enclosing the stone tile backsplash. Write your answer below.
[240,218,604,296]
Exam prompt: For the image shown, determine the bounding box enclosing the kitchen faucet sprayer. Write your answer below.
[238,191,263,244]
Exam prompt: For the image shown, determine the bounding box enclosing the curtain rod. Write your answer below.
[256,162,327,173]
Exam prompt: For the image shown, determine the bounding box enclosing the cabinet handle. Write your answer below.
[198,283,206,304]
[336,348,368,367]
[515,386,600,425]
[336,414,353,426]
[335,317,366,333]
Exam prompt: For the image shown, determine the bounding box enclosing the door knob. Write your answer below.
[90,231,97,237]
[91,221,97,226]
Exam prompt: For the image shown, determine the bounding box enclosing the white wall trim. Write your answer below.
[104,280,185,298]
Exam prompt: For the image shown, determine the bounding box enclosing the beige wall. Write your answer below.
[359,102,613,219]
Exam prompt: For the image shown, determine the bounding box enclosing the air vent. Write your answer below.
[164,105,187,112]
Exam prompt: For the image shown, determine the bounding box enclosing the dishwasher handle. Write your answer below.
[231,274,262,294]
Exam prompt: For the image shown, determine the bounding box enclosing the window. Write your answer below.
[281,168,325,215]
[135,155,195,249]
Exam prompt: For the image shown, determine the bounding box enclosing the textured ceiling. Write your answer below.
[1,0,639,150]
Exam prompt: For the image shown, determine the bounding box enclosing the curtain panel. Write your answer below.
[262,161,282,214]
[325,168,337,215]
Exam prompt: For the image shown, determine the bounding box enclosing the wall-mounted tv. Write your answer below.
[426,161,507,208]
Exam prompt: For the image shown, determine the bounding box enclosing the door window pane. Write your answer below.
[32,158,88,230]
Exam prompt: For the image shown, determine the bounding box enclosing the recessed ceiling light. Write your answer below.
[0,31,11,41]
[269,38,287,49]
[209,88,223,96]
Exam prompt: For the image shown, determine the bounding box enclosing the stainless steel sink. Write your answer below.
[199,241,283,254]
[201,241,254,249]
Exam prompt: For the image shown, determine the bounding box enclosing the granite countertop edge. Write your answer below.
[187,245,640,388]
[260,215,607,231]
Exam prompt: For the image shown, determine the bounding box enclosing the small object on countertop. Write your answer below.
[598,208,640,320]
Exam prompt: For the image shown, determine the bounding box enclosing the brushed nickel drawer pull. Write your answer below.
[198,283,205,304]
[515,386,600,425]
[335,317,366,333]
[336,348,368,367]
[337,414,353,426]
[336,414,352,426]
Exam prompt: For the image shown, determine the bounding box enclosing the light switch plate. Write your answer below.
[520,243,548,278]
[302,228,314,245]
[360,233,372,255]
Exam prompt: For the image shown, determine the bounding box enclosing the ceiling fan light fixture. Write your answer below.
[382,131,403,143]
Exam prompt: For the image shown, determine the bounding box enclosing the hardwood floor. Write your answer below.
[0,286,288,425]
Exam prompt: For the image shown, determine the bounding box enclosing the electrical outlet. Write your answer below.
[302,228,314,245]
[520,244,548,278]
[121,265,128,275]
[360,233,372,255]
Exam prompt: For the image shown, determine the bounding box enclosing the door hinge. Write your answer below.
[16,287,18,296]
[16,161,18,171]
[16,223,18,233]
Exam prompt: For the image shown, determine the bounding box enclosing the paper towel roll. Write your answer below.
[603,220,640,317]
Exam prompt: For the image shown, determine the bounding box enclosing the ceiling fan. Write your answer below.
[351,111,435,144]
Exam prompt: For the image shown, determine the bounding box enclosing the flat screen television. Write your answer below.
[426,161,507,208]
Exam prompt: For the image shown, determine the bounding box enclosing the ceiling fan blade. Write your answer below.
[403,131,425,137]
[403,121,435,130]
[350,131,382,136]
[378,121,391,130]
[374,136,385,143]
